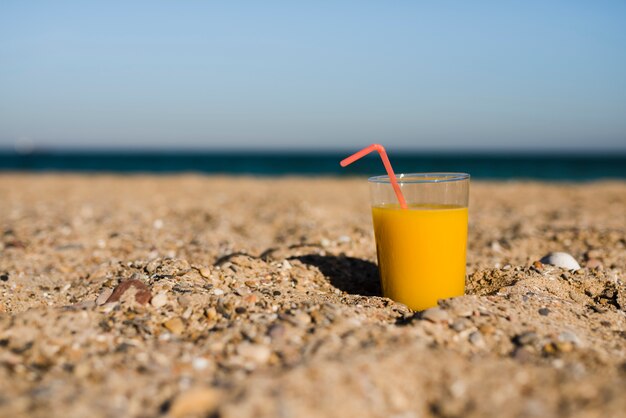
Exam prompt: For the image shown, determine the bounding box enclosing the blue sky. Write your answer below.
[1,1,625,152]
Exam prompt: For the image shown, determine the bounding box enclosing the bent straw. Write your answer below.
[340,144,408,209]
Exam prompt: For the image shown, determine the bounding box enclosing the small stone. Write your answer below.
[199,267,211,278]
[558,331,581,346]
[0,273,8,282]
[556,342,574,353]
[213,288,225,296]
[145,259,159,274]
[237,344,271,364]
[469,331,485,346]
[243,294,258,304]
[451,318,470,332]
[544,341,573,354]
[182,307,193,320]
[70,300,96,309]
[542,343,557,355]
[206,307,218,321]
[338,235,351,243]
[234,286,250,296]
[105,279,152,305]
[538,308,550,316]
[478,324,496,335]
[281,260,292,270]
[169,387,222,418]
[292,311,311,326]
[451,306,474,317]
[151,292,168,308]
[514,331,539,346]
[153,219,164,229]
[532,261,544,271]
[267,323,286,339]
[164,317,185,335]
[421,307,450,323]
[539,252,580,271]
[192,357,209,371]
[177,295,192,307]
[95,288,113,306]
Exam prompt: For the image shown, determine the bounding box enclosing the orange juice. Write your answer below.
[372,204,468,311]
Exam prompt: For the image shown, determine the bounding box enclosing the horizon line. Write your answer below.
[2,147,626,157]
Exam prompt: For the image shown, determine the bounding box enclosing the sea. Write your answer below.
[1,151,625,181]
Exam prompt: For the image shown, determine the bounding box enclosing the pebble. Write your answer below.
[469,331,485,347]
[169,387,222,418]
[544,341,573,354]
[177,295,192,307]
[538,308,550,316]
[205,307,218,321]
[105,279,152,305]
[243,294,258,304]
[0,273,8,282]
[514,331,539,346]
[237,343,271,364]
[478,324,496,335]
[95,288,113,306]
[451,306,474,318]
[451,318,470,332]
[192,357,209,371]
[539,252,581,271]
[164,317,185,335]
[337,235,351,243]
[70,300,96,309]
[558,331,581,346]
[213,288,225,296]
[150,292,168,308]
[199,267,211,278]
[267,323,286,339]
[421,307,450,323]
[292,311,311,326]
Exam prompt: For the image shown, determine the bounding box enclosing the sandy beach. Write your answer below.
[0,174,624,418]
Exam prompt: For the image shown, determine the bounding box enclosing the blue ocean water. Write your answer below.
[1,151,625,180]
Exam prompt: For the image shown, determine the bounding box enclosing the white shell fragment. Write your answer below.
[540,252,581,271]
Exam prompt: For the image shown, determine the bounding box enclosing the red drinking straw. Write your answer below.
[340,144,408,209]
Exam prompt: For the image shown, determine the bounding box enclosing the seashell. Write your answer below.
[539,252,580,271]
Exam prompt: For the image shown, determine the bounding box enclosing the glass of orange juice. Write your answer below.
[369,173,470,311]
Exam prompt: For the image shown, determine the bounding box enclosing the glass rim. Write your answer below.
[368,172,470,184]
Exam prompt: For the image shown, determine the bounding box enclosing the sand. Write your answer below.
[0,174,624,418]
